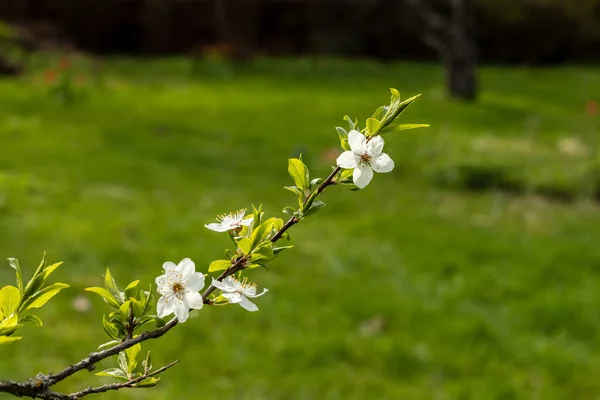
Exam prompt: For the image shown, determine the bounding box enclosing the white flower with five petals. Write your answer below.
[211,276,268,312]
[205,209,253,233]
[336,130,394,189]
[155,258,205,323]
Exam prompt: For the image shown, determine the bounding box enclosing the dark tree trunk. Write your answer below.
[445,0,477,100]
[404,0,478,101]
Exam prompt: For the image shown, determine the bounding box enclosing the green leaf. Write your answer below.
[124,280,140,299]
[96,368,128,380]
[250,241,275,264]
[208,260,231,272]
[371,105,389,121]
[236,237,252,255]
[134,377,160,387]
[336,127,350,151]
[125,343,141,373]
[366,117,381,137]
[118,351,128,375]
[380,123,430,135]
[251,204,263,232]
[0,336,21,346]
[304,200,326,217]
[343,115,358,131]
[273,245,294,256]
[7,258,23,297]
[130,298,143,318]
[309,178,323,189]
[119,301,132,323]
[21,283,69,311]
[0,286,20,319]
[22,254,48,302]
[0,313,21,335]
[288,158,310,191]
[282,206,296,217]
[20,314,42,326]
[102,314,121,340]
[85,287,121,309]
[284,186,304,199]
[337,168,354,185]
[142,351,152,374]
[38,262,64,285]
[104,268,123,304]
[380,92,421,129]
[98,340,120,350]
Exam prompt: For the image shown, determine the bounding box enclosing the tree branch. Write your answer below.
[0,165,344,399]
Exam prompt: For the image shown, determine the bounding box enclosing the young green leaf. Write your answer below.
[98,340,120,350]
[124,280,140,299]
[273,245,294,256]
[343,115,358,131]
[85,287,121,309]
[250,241,275,264]
[118,351,129,375]
[96,368,129,380]
[236,237,253,255]
[0,286,20,318]
[336,126,350,151]
[20,283,69,311]
[134,377,160,387]
[303,200,326,217]
[0,313,21,336]
[288,158,310,190]
[0,336,21,346]
[366,117,382,137]
[125,343,141,373]
[208,260,232,272]
[371,105,389,121]
[142,351,152,374]
[380,92,421,129]
[7,258,23,296]
[251,204,263,231]
[379,123,430,135]
[104,268,124,304]
[19,315,42,327]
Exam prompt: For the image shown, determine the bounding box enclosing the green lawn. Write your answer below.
[1,57,600,399]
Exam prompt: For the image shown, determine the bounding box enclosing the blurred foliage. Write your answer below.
[0,58,599,399]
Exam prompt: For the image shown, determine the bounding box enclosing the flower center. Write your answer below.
[359,153,372,165]
[171,282,185,298]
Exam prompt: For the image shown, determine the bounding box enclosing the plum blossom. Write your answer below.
[205,209,253,232]
[211,276,268,312]
[336,130,394,189]
[155,258,205,322]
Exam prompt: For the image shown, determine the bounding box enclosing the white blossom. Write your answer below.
[205,209,253,233]
[155,258,205,323]
[211,276,268,312]
[336,130,394,189]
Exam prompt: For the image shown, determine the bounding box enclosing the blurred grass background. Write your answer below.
[1,56,600,399]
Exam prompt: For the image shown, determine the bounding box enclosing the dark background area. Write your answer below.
[1,0,599,64]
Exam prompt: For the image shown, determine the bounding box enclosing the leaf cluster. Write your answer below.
[85,269,162,343]
[0,253,69,346]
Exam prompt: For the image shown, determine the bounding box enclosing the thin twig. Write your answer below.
[66,360,179,399]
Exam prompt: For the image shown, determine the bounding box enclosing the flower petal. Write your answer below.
[174,298,189,322]
[211,277,236,292]
[371,153,395,173]
[240,217,254,227]
[157,295,175,318]
[178,258,195,279]
[186,291,204,310]
[223,292,243,304]
[239,296,259,312]
[185,272,205,292]
[348,130,366,153]
[353,164,374,189]
[366,135,385,157]
[205,223,230,232]
[336,151,359,169]
[162,261,176,272]
[155,275,171,296]
[246,288,269,298]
